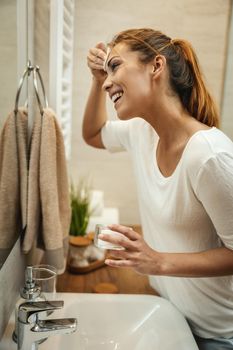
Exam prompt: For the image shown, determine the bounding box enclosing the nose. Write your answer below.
[102,74,113,92]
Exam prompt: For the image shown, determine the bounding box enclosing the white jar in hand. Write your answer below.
[94,224,125,250]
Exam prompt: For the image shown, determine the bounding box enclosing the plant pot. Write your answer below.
[67,234,106,274]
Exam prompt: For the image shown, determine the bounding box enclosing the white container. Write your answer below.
[89,190,104,216]
[94,224,125,250]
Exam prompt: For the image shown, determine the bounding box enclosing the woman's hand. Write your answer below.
[87,42,107,82]
[99,224,233,278]
[99,224,163,275]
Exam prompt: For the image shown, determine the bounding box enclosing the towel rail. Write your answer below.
[14,60,48,116]
[33,66,48,115]
[14,60,33,114]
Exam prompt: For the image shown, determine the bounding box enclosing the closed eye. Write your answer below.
[108,60,121,73]
[111,62,120,71]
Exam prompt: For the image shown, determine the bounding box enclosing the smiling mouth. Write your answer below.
[111,92,123,104]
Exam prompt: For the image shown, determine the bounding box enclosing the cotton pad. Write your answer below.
[103,46,111,72]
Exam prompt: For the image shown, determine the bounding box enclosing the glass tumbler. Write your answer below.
[32,264,57,300]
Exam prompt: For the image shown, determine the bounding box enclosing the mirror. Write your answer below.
[71,0,232,227]
[0,0,232,271]
[0,0,27,268]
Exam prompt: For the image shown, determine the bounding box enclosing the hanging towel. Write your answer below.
[22,112,42,254]
[23,107,71,273]
[16,108,28,230]
[0,108,28,265]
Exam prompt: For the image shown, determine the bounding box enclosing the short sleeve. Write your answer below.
[101,119,136,153]
[195,152,233,250]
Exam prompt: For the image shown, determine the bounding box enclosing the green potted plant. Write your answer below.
[69,180,91,237]
[67,179,106,273]
[68,179,92,272]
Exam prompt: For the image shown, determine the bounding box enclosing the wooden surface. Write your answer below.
[57,226,158,295]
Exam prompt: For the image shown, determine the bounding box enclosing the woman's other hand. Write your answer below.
[99,224,163,275]
[87,42,107,82]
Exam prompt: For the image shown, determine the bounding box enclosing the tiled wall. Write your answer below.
[70,0,231,224]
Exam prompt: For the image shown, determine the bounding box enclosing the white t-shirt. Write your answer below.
[101,117,233,338]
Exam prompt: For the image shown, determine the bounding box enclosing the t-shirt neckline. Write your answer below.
[153,127,216,181]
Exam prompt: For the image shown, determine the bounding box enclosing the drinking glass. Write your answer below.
[32,264,57,300]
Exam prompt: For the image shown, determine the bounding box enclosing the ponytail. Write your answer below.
[170,39,219,127]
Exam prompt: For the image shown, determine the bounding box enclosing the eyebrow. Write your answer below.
[104,46,122,72]
[107,56,119,68]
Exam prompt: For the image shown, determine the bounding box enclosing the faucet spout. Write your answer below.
[17,301,78,350]
[32,318,77,338]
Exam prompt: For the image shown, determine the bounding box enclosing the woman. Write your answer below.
[83,28,233,349]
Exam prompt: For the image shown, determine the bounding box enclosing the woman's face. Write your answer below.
[102,43,155,120]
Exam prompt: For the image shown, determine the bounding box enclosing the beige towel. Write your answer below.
[22,112,42,253]
[23,107,71,272]
[16,108,28,229]
[0,108,28,265]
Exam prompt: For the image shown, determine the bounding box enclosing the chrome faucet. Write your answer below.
[17,300,77,350]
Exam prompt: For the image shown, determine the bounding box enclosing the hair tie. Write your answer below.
[157,39,173,52]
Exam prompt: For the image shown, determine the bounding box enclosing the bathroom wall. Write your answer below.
[0,241,26,339]
[0,0,28,340]
[222,4,233,139]
[0,0,23,340]
[70,0,231,225]
[0,0,17,128]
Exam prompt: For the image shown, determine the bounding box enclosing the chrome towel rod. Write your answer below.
[14,60,48,116]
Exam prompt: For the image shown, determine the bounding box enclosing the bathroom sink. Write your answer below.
[1,293,198,350]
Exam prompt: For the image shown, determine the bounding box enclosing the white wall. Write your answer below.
[71,0,231,225]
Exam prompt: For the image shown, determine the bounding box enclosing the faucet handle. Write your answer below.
[19,300,64,323]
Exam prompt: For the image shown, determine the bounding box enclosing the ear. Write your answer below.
[151,55,166,77]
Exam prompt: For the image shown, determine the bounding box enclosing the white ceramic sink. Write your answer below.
[1,293,198,350]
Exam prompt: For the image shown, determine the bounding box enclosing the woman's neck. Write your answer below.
[144,95,209,149]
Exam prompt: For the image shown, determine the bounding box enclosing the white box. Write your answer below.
[87,207,119,232]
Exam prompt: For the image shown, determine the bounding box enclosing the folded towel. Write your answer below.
[23,107,71,272]
[0,108,28,266]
